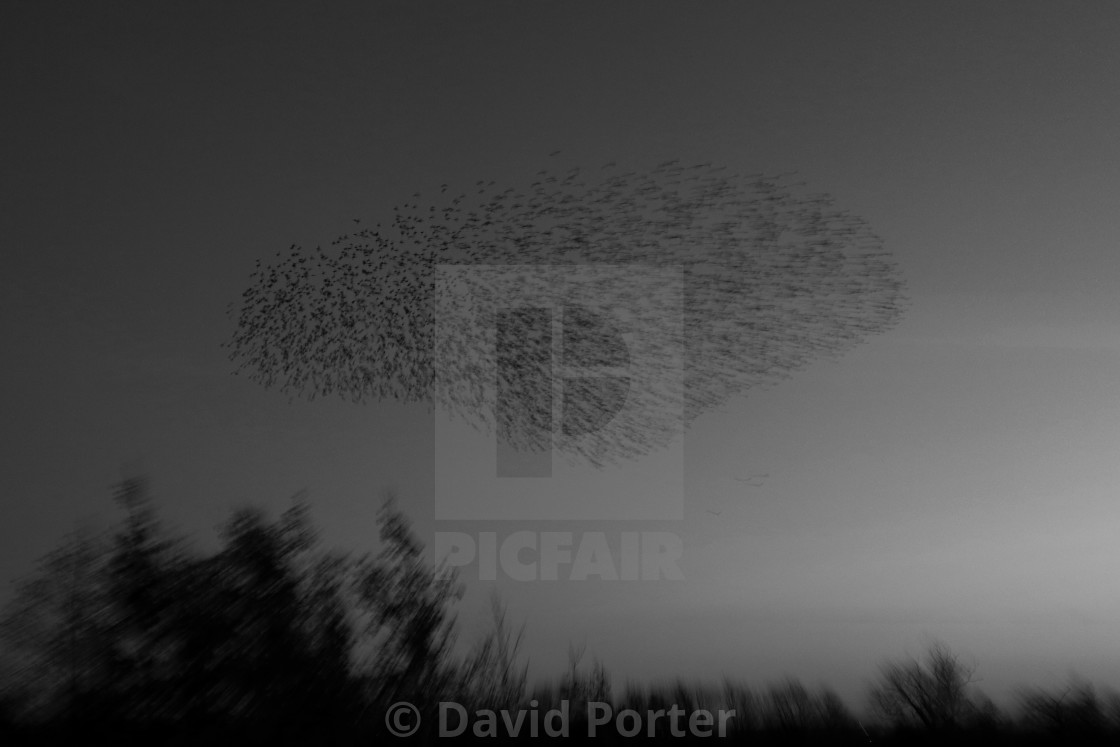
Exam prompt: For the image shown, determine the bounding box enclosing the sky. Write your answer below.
[3,1,1120,711]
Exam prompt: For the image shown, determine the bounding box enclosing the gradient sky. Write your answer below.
[3,1,1120,711]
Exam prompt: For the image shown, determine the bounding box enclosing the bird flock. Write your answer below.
[226,161,907,466]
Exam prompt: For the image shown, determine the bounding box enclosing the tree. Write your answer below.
[557,642,611,726]
[0,477,366,741]
[458,591,528,711]
[0,524,114,725]
[1018,677,1116,738]
[168,499,356,735]
[757,679,856,734]
[353,494,463,710]
[102,475,187,724]
[869,641,983,732]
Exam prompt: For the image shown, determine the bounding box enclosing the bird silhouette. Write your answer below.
[226,162,907,467]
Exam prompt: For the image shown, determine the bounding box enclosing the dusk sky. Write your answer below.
[4,1,1120,710]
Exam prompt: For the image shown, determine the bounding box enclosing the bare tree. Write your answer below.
[556,642,610,724]
[458,591,528,711]
[760,678,856,734]
[869,641,982,732]
[1018,677,1115,737]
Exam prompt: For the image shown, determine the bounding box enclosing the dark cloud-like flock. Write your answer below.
[227,161,907,466]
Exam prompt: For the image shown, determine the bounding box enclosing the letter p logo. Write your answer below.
[434,264,684,520]
[495,304,631,477]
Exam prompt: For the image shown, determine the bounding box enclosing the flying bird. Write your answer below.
[226,162,908,467]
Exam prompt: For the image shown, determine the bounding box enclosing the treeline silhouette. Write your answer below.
[1,477,1118,745]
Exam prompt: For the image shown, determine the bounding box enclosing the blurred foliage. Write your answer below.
[354,493,462,713]
[1,479,1117,745]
